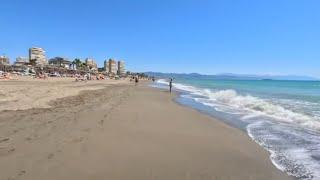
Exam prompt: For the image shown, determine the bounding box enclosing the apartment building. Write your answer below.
[104,58,117,74]
[29,47,47,65]
[117,61,125,75]
[85,58,97,70]
[0,55,10,65]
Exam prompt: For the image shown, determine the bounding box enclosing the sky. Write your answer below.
[1,0,320,77]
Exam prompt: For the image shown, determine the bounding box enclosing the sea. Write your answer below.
[152,77,320,180]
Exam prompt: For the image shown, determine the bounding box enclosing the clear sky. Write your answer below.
[1,0,320,77]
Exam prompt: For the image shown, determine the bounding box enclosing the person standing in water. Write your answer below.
[169,78,173,93]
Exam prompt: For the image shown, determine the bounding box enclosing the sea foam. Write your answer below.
[157,79,320,131]
[155,79,320,179]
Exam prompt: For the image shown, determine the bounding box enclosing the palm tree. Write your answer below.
[75,62,87,71]
[72,58,82,69]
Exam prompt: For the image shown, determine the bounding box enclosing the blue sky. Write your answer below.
[1,0,320,77]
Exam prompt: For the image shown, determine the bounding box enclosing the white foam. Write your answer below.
[156,79,320,179]
[247,121,320,179]
[156,79,169,85]
[157,79,320,131]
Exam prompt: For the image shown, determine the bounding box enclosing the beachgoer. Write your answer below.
[152,77,155,82]
[135,76,139,86]
[169,78,173,93]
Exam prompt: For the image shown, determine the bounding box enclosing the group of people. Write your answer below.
[129,75,175,94]
[0,72,12,80]
[150,76,174,93]
[130,76,140,85]
[75,73,106,82]
[35,71,48,79]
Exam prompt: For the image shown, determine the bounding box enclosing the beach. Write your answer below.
[0,78,292,180]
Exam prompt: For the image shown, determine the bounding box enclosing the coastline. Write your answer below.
[171,90,298,180]
[154,84,295,180]
[0,80,293,180]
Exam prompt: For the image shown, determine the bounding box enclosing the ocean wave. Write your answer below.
[156,79,320,179]
[157,79,320,131]
[247,121,320,179]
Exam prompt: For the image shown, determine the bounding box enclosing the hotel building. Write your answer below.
[104,60,108,72]
[85,58,97,70]
[0,55,10,65]
[104,59,117,75]
[29,47,47,65]
[117,61,125,75]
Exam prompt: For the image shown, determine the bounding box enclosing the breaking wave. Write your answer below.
[156,79,320,179]
[157,79,320,131]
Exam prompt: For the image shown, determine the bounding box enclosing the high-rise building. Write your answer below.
[85,58,97,70]
[104,59,117,74]
[0,55,10,65]
[117,61,125,75]
[29,47,47,65]
[104,59,109,72]
[14,56,28,66]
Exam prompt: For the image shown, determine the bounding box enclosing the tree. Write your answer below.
[30,59,37,66]
[72,58,82,68]
[79,62,88,71]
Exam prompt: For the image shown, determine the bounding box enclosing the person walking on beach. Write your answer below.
[169,78,173,93]
[135,76,139,86]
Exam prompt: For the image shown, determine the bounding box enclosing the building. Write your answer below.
[69,63,77,70]
[104,59,117,74]
[48,57,72,69]
[85,58,97,70]
[14,56,28,66]
[117,61,125,75]
[0,55,10,65]
[97,67,105,72]
[29,47,47,65]
[104,60,109,72]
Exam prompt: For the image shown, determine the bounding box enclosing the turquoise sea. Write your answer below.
[154,78,320,180]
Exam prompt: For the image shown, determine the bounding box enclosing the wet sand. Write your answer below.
[0,80,293,180]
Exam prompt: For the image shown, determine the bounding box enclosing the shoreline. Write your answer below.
[158,77,320,180]
[168,88,296,180]
[158,85,295,180]
[0,80,293,179]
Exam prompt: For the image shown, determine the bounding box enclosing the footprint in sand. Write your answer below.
[71,137,84,143]
[99,119,104,126]
[7,170,26,180]
[25,137,32,141]
[0,147,15,156]
[0,138,10,143]
[48,153,54,159]
[18,170,26,176]
[82,128,91,132]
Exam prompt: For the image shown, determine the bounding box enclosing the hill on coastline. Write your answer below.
[144,72,319,81]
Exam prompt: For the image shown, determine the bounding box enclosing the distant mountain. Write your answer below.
[144,72,319,81]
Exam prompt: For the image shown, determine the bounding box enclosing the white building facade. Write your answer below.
[29,47,47,65]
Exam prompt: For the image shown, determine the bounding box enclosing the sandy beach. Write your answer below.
[0,77,129,111]
[0,78,292,180]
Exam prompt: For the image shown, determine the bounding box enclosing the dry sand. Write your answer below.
[0,77,129,111]
[0,79,293,180]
